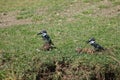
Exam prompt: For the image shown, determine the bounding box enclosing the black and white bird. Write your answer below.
[87,38,104,51]
[37,30,54,45]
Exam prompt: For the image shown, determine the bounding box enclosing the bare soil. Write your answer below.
[59,0,120,17]
[94,5,120,17]
[0,11,32,28]
[0,1,119,28]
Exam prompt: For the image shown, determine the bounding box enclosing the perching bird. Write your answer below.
[37,30,54,45]
[87,38,104,51]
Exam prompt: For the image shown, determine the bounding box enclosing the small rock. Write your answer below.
[2,13,7,15]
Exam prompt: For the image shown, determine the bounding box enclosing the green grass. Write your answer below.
[16,10,35,19]
[82,9,94,15]
[82,0,103,3]
[98,5,109,9]
[112,1,120,6]
[0,0,120,80]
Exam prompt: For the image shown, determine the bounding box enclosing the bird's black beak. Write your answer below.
[37,32,42,35]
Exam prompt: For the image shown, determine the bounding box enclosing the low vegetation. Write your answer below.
[0,0,120,80]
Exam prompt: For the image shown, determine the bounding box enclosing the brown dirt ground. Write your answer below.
[0,0,119,28]
[59,0,120,17]
[0,11,33,28]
